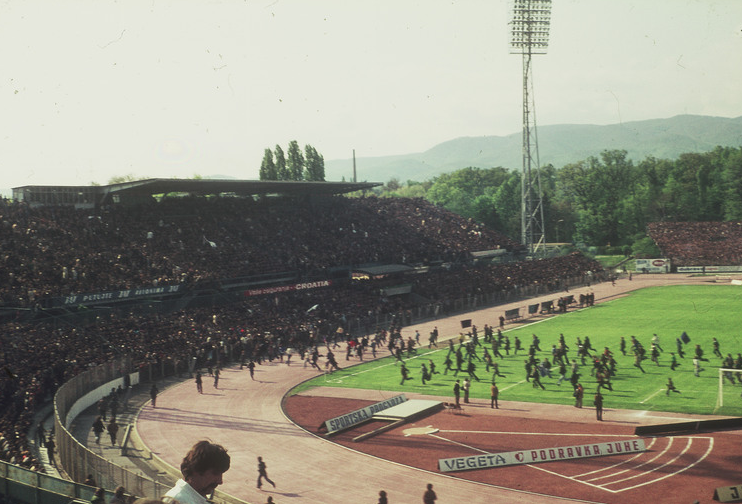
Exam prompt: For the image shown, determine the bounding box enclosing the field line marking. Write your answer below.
[529,437,690,494]
[610,437,714,492]
[501,379,526,392]
[526,464,614,492]
[640,388,665,404]
[577,436,671,480]
[602,438,696,490]
[598,439,683,484]
[438,429,639,438]
[426,433,490,454]
[581,440,670,481]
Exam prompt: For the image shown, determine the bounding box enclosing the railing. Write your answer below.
[51,358,249,504]
[0,459,101,504]
[52,358,174,499]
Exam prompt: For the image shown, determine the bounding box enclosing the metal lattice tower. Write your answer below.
[510,0,551,256]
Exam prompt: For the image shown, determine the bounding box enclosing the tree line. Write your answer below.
[260,140,325,182]
[374,146,742,253]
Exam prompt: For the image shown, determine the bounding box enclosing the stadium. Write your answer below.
[1,179,742,504]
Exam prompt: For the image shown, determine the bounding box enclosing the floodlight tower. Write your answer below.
[509,0,551,256]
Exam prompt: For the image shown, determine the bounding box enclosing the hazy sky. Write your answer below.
[2,0,741,189]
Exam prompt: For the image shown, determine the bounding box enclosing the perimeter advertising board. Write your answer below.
[635,258,670,273]
[324,394,408,434]
[676,265,742,273]
[439,439,646,472]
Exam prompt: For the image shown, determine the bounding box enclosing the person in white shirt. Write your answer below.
[164,440,231,504]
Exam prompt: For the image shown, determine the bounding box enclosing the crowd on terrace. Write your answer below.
[0,196,520,308]
[411,253,599,302]
[0,194,601,473]
[647,221,742,267]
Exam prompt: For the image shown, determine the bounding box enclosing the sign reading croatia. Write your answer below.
[439,439,646,472]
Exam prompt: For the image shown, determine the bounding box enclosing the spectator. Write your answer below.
[109,486,127,504]
[90,487,105,504]
[164,440,230,504]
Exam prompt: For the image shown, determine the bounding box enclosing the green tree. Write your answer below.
[722,147,742,220]
[471,194,500,230]
[259,148,277,180]
[558,150,635,246]
[380,180,431,198]
[287,140,305,181]
[427,167,510,220]
[274,144,288,180]
[539,164,558,196]
[393,183,428,198]
[661,151,725,221]
[632,236,662,258]
[543,162,578,243]
[384,178,401,193]
[492,171,521,239]
[108,174,139,184]
[304,144,325,181]
[633,156,673,222]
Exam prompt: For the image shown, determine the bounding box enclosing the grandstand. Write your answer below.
[647,221,742,268]
[11,178,380,209]
[2,179,608,502]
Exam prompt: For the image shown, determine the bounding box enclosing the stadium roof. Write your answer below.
[102,178,380,197]
[13,178,382,207]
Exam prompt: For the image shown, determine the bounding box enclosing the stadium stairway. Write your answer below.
[67,375,185,490]
[29,402,63,479]
[24,375,186,496]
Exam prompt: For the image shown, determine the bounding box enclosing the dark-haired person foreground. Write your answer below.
[164,440,230,504]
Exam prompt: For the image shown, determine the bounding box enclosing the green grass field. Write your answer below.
[292,285,742,416]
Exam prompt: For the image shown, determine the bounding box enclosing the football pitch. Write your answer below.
[293,285,742,417]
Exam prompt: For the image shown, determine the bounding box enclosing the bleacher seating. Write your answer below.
[647,221,742,267]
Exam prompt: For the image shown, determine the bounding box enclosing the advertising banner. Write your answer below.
[676,266,742,273]
[439,439,646,472]
[243,280,332,296]
[58,285,183,307]
[324,394,407,434]
[635,258,670,273]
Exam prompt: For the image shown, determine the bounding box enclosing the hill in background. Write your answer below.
[326,114,742,183]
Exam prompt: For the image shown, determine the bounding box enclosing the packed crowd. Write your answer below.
[647,221,742,267]
[0,195,598,474]
[0,196,519,308]
[411,252,601,303]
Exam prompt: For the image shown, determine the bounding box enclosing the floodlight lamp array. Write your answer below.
[509,0,552,54]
